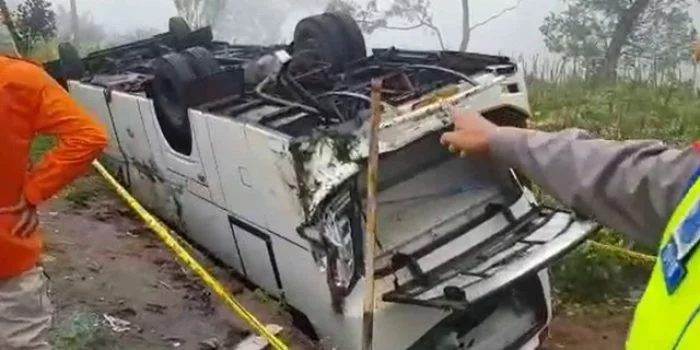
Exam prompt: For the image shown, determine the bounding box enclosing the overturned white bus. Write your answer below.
[44,13,599,350]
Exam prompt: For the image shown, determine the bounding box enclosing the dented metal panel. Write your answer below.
[293,74,511,222]
[243,125,306,241]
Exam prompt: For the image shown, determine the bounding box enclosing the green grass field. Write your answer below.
[529,79,699,305]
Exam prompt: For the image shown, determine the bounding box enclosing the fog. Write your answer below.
[38,0,699,58]
[0,0,695,84]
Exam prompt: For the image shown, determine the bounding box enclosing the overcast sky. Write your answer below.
[27,0,700,58]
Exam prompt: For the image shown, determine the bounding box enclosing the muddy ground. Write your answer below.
[544,306,633,350]
[41,175,318,350]
[39,174,630,350]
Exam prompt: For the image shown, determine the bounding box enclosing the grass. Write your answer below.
[527,75,699,305]
[50,309,119,350]
[529,79,700,142]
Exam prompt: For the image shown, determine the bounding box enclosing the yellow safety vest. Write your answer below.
[626,175,700,349]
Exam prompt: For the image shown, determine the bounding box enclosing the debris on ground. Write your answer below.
[233,324,284,350]
[41,175,318,350]
[102,313,132,333]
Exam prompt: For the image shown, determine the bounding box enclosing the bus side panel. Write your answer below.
[205,116,268,226]
[241,126,305,244]
[180,190,245,274]
[188,111,229,206]
[135,98,167,173]
[242,125,355,341]
[67,82,122,160]
[107,92,156,170]
[228,216,281,295]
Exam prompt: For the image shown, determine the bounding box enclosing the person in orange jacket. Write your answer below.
[0,55,109,349]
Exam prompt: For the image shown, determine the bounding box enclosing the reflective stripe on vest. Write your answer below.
[626,172,700,349]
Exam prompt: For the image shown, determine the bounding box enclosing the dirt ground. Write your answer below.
[40,176,318,350]
[38,174,632,350]
[543,307,633,350]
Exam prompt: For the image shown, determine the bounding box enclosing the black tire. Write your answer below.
[169,16,192,40]
[58,42,85,80]
[324,12,366,62]
[151,52,197,155]
[182,46,220,77]
[185,26,214,48]
[293,14,349,70]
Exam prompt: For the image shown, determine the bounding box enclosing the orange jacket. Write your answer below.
[0,56,108,279]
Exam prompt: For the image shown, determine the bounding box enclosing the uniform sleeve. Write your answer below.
[488,127,700,248]
[21,63,109,206]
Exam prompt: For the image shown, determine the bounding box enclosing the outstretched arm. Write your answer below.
[490,127,699,248]
[441,110,700,248]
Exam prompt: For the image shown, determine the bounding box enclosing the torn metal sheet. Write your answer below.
[294,74,512,222]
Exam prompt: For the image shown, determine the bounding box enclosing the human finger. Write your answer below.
[0,200,26,214]
[440,131,462,148]
[13,209,38,238]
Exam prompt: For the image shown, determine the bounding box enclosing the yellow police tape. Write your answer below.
[91,160,290,350]
[586,241,656,267]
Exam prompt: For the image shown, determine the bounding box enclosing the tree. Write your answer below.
[540,0,694,78]
[0,0,20,49]
[458,0,469,51]
[327,0,447,49]
[69,0,77,45]
[461,0,525,51]
[213,0,442,46]
[194,0,520,52]
[622,0,695,77]
[173,0,227,29]
[12,0,56,54]
[55,5,105,50]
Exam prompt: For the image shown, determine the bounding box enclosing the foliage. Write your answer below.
[540,0,694,75]
[528,77,700,143]
[12,0,55,55]
[50,309,118,350]
[327,0,446,48]
[623,0,695,71]
[212,0,445,46]
[551,244,628,303]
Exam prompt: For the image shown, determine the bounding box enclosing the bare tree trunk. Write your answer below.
[70,0,79,46]
[0,0,21,47]
[693,62,698,96]
[599,0,651,79]
[458,0,470,51]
